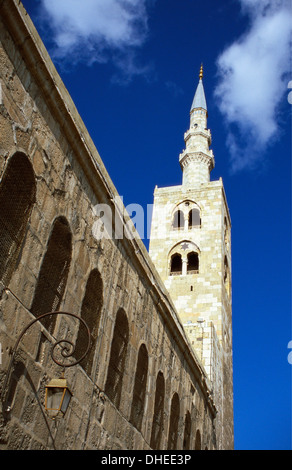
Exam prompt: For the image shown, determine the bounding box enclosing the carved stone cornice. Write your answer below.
[179,151,215,171]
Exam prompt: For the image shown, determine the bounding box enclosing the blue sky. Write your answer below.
[21,0,291,450]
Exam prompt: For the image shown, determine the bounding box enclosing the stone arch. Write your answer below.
[167,392,180,450]
[30,216,72,334]
[183,410,191,449]
[150,371,165,449]
[171,200,201,230]
[168,241,200,276]
[130,343,149,431]
[170,253,182,275]
[75,268,103,377]
[0,152,36,286]
[195,429,201,450]
[105,308,129,409]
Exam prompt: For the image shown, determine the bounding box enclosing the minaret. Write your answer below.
[149,66,234,449]
[179,65,214,187]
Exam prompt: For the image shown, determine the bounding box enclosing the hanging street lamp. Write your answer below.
[45,373,73,419]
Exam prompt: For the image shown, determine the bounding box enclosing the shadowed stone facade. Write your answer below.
[0,0,233,450]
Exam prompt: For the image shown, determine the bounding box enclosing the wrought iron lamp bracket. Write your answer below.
[1,311,91,403]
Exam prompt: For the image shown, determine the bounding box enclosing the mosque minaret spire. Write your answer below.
[179,65,214,187]
[149,64,234,448]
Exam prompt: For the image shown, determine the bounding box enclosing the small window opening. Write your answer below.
[172,210,184,229]
[170,253,182,275]
[187,252,199,274]
[188,208,200,228]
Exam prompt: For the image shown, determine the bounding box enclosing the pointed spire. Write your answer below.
[179,64,214,186]
[191,64,207,112]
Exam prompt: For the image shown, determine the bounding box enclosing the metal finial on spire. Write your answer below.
[191,64,207,111]
[199,64,203,80]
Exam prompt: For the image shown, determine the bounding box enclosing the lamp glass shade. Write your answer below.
[45,377,72,418]
[60,388,72,414]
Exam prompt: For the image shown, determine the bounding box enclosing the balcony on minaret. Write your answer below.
[184,127,212,148]
[179,147,215,187]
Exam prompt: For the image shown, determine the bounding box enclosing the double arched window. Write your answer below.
[169,242,200,276]
[172,201,201,230]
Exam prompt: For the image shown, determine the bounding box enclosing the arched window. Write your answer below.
[224,256,230,296]
[183,410,191,450]
[195,429,201,450]
[130,343,148,431]
[187,252,199,274]
[30,216,72,334]
[150,371,165,450]
[170,253,182,275]
[75,269,103,377]
[172,210,184,229]
[188,208,200,228]
[167,392,180,450]
[0,152,36,286]
[169,241,200,277]
[105,308,129,409]
[224,216,230,250]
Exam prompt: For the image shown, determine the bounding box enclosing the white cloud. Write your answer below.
[214,0,291,172]
[39,0,152,81]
